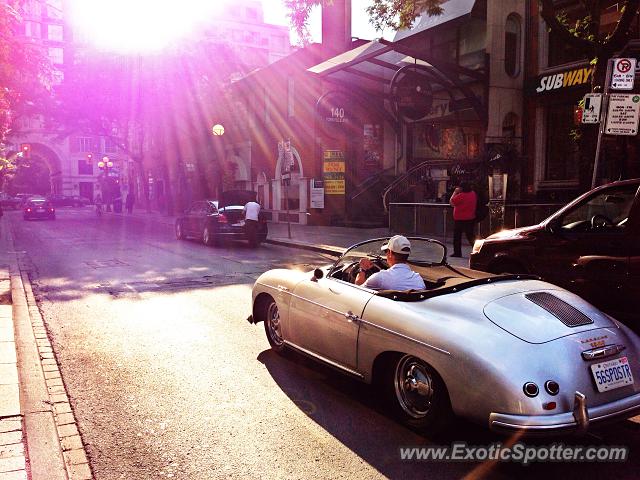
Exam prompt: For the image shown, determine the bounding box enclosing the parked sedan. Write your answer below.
[470,179,640,323]
[248,237,640,435]
[47,194,89,207]
[23,198,55,220]
[175,199,267,247]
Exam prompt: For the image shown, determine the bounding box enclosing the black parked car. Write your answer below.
[470,178,640,323]
[23,198,56,220]
[47,194,89,207]
[175,193,267,247]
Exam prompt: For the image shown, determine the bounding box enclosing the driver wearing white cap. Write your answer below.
[355,235,426,291]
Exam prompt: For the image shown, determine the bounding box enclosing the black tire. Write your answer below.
[263,298,286,354]
[175,221,184,240]
[202,226,213,246]
[380,354,452,434]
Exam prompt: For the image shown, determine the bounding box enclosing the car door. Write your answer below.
[535,184,637,313]
[288,275,374,371]
[185,202,203,236]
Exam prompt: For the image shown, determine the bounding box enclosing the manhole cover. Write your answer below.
[84,259,130,269]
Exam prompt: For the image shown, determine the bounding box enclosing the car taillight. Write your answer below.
[26,208,31,212]
[218,214,228,224]
[49,208,54,212]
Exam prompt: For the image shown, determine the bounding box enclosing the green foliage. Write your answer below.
[0,1,52,142]
[285,0,442,43]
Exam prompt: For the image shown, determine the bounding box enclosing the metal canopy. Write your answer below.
[307,37,487,123]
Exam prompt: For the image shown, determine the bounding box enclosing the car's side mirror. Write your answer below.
[311,268,324,282]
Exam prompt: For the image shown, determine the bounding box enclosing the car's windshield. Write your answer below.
[330,237,446,275]
[558,184,638,229]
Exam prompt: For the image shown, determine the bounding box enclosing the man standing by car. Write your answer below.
[243,199,261,247]
[356,235,426,290]
[449,182,477,257]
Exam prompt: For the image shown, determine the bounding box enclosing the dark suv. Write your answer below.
[470,179,640,322]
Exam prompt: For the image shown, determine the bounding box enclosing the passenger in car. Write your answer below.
[355,235,426,291]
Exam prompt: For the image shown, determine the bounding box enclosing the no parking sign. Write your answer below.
[611,58,636,90]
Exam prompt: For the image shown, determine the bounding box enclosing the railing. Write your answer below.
[382,160,449,212]
[388,202,564,241]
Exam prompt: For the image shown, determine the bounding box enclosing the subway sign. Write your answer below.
[530,66,594,95]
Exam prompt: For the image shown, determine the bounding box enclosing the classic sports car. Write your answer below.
[248,237,640,435]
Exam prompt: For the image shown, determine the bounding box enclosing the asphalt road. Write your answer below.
[6,208,640,480]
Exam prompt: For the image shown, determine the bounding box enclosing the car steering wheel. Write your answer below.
[590,214,614,229]
[346,257,387,284]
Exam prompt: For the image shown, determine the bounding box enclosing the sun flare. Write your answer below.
[68,0,224,53]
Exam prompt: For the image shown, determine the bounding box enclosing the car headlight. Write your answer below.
[472,239,484,254]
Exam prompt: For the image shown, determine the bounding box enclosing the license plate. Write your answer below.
[36,208,45,212]
[590,356,634,392]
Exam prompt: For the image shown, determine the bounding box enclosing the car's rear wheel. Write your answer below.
[175,221,184,240]
[263,299,286,353]
[381,354,452,434]
[202,226,213,246]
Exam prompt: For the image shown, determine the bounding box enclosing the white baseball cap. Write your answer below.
[381,235,411,254]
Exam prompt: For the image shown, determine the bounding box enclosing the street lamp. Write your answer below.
[211,124,225,136]
[98,156,115,211]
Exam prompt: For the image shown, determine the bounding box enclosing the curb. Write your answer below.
[6,221,93,480]
[265,238,343,257]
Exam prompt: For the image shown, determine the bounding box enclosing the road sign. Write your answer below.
[582,93,602,123]
[605,94,640,135]
[611,58,636,90]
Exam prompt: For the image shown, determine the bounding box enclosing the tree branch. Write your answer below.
[539,0,596,54]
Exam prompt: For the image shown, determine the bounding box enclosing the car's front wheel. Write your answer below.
[381,354,452,434]
[263,299,286,353]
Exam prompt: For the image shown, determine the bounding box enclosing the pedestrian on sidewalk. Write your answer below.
[243,199,261,247]
[125,192,135,214]
[449,182,477,257]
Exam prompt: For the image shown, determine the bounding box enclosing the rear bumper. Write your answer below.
[489,392,640,435]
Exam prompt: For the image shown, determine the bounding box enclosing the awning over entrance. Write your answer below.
[308,37,486,123]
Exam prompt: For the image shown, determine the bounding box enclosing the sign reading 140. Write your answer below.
[327,106,346,123]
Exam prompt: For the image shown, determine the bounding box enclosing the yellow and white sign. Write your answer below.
[323,150,345,195]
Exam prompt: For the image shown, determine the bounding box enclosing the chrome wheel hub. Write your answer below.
[266,303,283,346]
[395,356,434,418]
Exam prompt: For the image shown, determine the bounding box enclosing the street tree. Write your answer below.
[0,1,51,144]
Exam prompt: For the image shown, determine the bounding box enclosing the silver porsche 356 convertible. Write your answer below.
[248,237,640,435]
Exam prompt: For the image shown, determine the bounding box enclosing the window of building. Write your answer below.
[77,137,94,152]
[246,7,258,20]
[25,0,42,16]
[48,47,63,64]
[78,160,93,175]
[504,14,521,77]
[458,19,486,69]
[47,24,63,41]
[104,137,118,153]
[24,21,41,38]
[51,69,64,85]
[287,78,295,117]
[546,6,589,67]
[545,103,579,182]
[46,0,63,19]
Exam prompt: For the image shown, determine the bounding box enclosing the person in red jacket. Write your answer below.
[449,182,477,257]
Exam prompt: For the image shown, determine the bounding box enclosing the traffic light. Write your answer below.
[86,153,93,164]
[20,144,31,158]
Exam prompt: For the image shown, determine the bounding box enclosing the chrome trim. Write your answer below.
[283,340,364,379]
[572,391,589,434]
[489,392,640,434]
[582,344,626,361]
[257,283,451,355]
